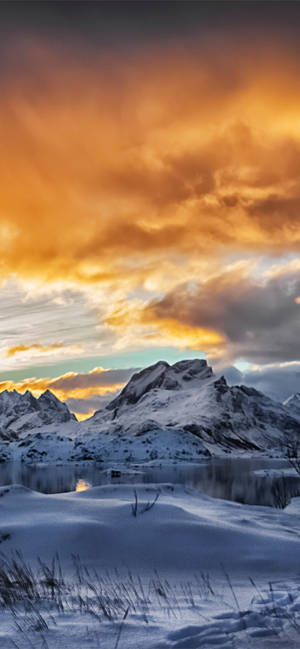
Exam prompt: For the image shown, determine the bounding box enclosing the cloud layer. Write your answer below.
[0,366,136,417]
[105,263,300,365]
[223,363,300,403]
[0,35,300,289]
[0,4,299,406]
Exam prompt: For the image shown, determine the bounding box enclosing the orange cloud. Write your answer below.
[106,299,226,358]
[0,366,135,405]
[75,413,93,422]
[104,260,300,365]
[5,343,80,357]
[142,266,300,365]
[0,39,299,292]
[144,317,225,355]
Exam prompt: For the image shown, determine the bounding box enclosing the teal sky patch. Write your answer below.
[0,347,206,383]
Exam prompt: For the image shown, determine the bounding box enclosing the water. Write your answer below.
[0,457,299,507]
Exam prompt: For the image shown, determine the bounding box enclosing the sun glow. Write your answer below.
[0,9,298,399]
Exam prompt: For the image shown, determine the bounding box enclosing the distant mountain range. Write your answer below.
[0,359,299,464]
[0,389,75,438]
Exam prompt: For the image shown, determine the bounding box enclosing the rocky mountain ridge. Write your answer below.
[89,358,300,454]
[284,393,300,419]
[0,359,299,463]
[0,389,75,439]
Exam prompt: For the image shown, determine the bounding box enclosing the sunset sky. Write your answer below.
[0,1,299,417]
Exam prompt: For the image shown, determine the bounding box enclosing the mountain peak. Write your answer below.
[38,389,59,402]
[106,358,213,410]
[284,392,300,418]
[284,392,300,403]
[0,387,75,431]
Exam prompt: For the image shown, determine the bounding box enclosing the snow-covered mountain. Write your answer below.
[284,393,300,419]
[86,359,300,455]
[0,359,299,464]
[0,389,75,438]
[107,359,213,409]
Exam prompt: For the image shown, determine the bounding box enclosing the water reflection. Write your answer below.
[76,479,92,492]
[0,458,299,507]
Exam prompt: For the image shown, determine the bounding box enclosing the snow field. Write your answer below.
[0,484,299,647]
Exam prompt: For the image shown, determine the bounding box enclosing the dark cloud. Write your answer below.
[51,367,137,392]
[218,366,243,385]
[247,193,300,234]
[222,363,300,402]
[2,1,299,46]
[66,392,120,415]
[145,268,300,364]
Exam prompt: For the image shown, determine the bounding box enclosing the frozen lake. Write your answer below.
[0,457,299,507]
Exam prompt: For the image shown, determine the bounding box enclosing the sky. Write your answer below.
[0,1,299,417]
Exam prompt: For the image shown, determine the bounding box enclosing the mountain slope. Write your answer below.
[0,389,75,436]
[107,359,213,409]
[1,359,299,464]
[87,359,300,454]
[284,393,300,419]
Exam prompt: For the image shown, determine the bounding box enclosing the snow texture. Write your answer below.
[0,484,300,647]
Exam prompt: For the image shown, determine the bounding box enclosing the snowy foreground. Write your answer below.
[0,482,300,648]
[1,359,300,646]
